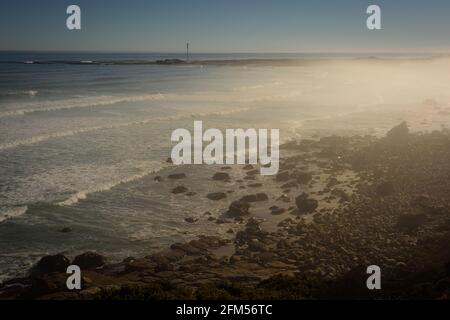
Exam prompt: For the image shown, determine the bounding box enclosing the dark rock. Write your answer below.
[276,171,290,182]
[166,157,173,164]
[248,183,263,188]
[170,243,202,255]
[239,193,268,203]
[295,193,319,214]
[212,172,230,181]
[155,262,173,273]
[185,217,198,223]
[386,122,409,141]
[60,227,72,233]
[227,201,250,217]
[186,191,196,196]
[154,176,163,182]
[207,192,227,201]
[32,254,71,275]
[243,164,254,170]
[72,252,106,270]
[168,173,186,179]
[271,207,287,215]
[172,186,188,194]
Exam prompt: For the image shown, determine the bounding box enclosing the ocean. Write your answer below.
[1,52,449,282]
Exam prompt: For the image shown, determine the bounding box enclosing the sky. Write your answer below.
[1,0,449,53]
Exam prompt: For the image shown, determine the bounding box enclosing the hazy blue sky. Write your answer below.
[1,0,449,52]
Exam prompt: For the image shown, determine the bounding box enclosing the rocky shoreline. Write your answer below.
[1,122,450,300]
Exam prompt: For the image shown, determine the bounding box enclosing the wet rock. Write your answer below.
[207,192,227,201]
[239,193,269,203]
[270,207,287,215]
[172,186,188,194]
[60,227,72,233]
[124,258,153,273]
[227,200,250,218]
[185,217,198,223]
[170,243,202,255]
[212,172,230,181]
[276,171,290,182]
[155,262,173,273]
[248,183,263,188]
[295,193,319,214]
[163,249,186,262]
[168,173,186,179]
[32,254,71,275]
[72,252,106,270]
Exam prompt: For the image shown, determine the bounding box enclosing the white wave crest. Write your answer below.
[0,106,254,151]
[0,93,165,118]
[0,206,28,223]
[57,162,167,206]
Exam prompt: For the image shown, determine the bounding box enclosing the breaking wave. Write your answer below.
[56,161,167,206]
[0,93,165,118]
[0,206,28,223]
[0,106,254,151]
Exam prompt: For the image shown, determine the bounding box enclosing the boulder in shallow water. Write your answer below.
[72,252,106,270]
[212,172,230,181]
[227,201,250,217]
[184,217,198,223]
[239,193,268,203]
[207,192,227,200]
[295,193,318,214]
[33,254,71,275]
[276,171,290,182]
[172,186,188,194]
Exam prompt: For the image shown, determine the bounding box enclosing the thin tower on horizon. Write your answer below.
[186,42,189,62]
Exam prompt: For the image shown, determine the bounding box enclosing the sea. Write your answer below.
[1,51,449,281]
